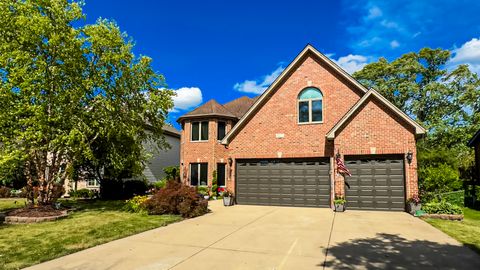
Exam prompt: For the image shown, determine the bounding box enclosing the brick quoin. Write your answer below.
[179,48,422,210]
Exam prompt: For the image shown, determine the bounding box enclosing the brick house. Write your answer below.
[468,129,480,182]
[178,45,426,211]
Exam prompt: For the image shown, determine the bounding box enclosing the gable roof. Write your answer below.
[177,99,236,122]
[221,44,371,145]
[468,129,480,147]
[325,89,426,139]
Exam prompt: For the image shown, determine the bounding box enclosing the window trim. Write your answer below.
[86,178,99,187]
[297,88,324,124]
[190,121,209,142]
[190,163,208,186]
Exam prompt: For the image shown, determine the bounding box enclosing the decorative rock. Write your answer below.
[421,214,464,221]
[4,210,68,224]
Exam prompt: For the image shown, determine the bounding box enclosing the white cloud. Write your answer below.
[449,38,480,74]
[172,87,203,111]
[331,54,370,74]
[367,6,382,19]
[233,66,284,94]
[390,40,400,49]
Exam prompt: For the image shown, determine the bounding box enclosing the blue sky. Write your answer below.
[81,0,480,128]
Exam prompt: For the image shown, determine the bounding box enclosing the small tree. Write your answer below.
[0,0,173,204]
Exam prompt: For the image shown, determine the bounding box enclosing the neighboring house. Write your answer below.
[63,125,180,194]
[178,45,426,211]
[468,129,480,182]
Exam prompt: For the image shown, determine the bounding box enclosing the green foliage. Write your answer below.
[210,170,218,197]
[153,179,167,189]
[197,186,209,196]
[163,166,180,181]
[419,163,461,193]
[333,196,346,205]
[69,188,96,199]
[423,201,463,215]
[123,195,149,213]
[0,0,173,204]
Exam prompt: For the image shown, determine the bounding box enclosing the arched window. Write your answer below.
[298,87,323,123]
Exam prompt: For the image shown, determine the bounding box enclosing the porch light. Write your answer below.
[406,151,413,164]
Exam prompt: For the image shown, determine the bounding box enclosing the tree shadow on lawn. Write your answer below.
[322,233,480,269]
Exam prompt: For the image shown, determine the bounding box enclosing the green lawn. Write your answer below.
[0,199,182,270]
[0,198,28,212]
[424,208,480,254]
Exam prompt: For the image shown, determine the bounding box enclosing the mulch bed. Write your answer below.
[7,205,64,217]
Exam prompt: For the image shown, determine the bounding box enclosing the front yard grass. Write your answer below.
[0,198,27,212]
[424,207,480,254]
[0,199,182,270]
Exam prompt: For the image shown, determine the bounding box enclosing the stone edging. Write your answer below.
[421,214,463,221]
[3,210,68,224]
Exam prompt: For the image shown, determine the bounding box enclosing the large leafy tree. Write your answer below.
[353,48,480,192]
[0,0,173,204]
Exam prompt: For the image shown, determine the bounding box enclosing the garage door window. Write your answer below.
[190,163,208,186]
[298,87,323,123]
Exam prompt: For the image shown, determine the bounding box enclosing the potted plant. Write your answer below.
[197,186,209,200]
[222,190,234,206]
[406,194,421,215]
[334,196,346,212]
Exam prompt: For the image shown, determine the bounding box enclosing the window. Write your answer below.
[190,163,208,186]
[217,121,226,140]
[191,121,209,141]
[87,178,99,187]
[298,87,323,123]
[217,163,226,186]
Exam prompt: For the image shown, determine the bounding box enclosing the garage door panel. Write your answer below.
[346,156,405,211]
[236,158,330,208]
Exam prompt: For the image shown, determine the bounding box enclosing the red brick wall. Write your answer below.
[180,119,232,187]
[333,97,418,199]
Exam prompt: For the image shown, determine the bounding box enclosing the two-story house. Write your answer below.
[178,45,426,211]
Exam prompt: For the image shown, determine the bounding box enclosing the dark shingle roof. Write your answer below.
[223,96,258,118]
[177,96,258,122]
[162,125,181,138]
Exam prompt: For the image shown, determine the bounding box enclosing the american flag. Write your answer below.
[336,156,352,177]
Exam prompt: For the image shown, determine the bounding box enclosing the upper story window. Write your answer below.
[191,121,209,141]
[298,87,323,123]
[217,121,226,140]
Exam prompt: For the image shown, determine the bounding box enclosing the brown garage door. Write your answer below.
[236,158,331,207]
[345,156,405,211]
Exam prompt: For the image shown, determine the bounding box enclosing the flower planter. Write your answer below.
[223,196,234,206]
[407,202,421,215]
[335,204,345,212]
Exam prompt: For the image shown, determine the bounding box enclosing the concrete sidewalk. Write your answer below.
[26,201,480,270]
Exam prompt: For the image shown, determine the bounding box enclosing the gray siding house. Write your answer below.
[143,125,181,182]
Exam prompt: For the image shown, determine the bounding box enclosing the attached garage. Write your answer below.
[236,158,330,207]
[344,156,405,211]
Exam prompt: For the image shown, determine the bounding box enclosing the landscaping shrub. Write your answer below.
[0,186,12,198]
[123,195,149,213]
[423,201,463,215]
[153,179,167,190]
[69,188,96,199]
[144,181,208,218]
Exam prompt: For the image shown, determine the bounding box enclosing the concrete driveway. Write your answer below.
[27,201,480,270]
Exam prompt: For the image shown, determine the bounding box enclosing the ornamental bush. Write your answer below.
[423,201,463,215]
[144,181,208,218]
[0,186,11,198]
[124,195,149,213]
[69,188,96,199]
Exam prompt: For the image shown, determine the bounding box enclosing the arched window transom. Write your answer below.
[298,87,323,123]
